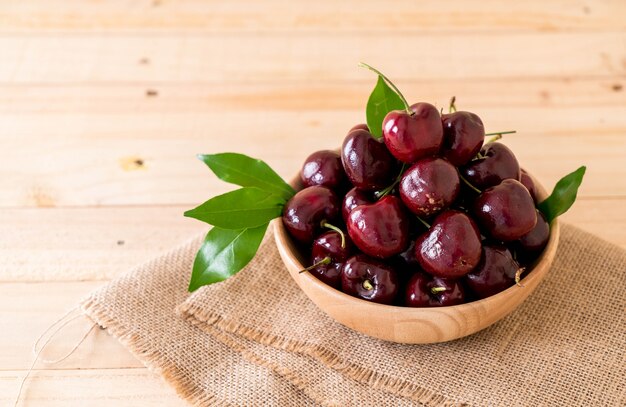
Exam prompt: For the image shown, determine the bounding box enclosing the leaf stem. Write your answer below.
[320,221,346,249]
[299,257,331,274]
[362,279,374,291]
[460,174,482,194]
[359,62,411,114]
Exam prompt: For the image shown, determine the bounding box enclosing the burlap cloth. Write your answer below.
[81,224,626,406]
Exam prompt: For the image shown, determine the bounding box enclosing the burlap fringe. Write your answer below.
[81,298,237,407]
[178,302,466,407]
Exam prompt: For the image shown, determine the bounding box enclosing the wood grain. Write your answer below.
[0,0,624,33]
[0,33,624,84]
[0,369,187,406]
[2,0,625,403]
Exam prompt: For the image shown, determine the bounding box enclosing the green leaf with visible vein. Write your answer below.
[184,187,284,229]
[188,224,268,292]
[538,166,586,223]
[365,75,406,138]
[198,153,295,201]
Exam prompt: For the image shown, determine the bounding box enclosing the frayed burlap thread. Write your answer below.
[179,224,626,407]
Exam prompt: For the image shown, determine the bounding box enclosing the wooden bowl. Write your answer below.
[274,173,559,344]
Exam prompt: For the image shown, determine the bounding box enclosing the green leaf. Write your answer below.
[188,224,268,291]
[184,187,284,229]
[198,153,295,201]
[538,166,586,223]
[365,75,406,138]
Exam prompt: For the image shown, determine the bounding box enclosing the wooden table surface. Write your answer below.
[1,1,625,405]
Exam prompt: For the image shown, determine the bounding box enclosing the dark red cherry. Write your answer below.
[309,230,354,289]
[382,102,443,163]
[347,196,410,258]
[461,142,521,189]
[519,169,538,202]
[282,186,340,243]
[399,157,460,217]
[349,123,369,132]
[441,111,485,166]
[465,244,521,299]
[341,255,399,304]
[301,150,346,191]
[341,129,397,191]
[414,210,482,278]
[516,210,550,263]
[405,272,466,307]
[473,179,537,241]
[342,187,373,223]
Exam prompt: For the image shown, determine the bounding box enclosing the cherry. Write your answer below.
[308,230,353,289]
[473,179,537,241]
[382,102,443,163]
[349,123,369,132]
[399,157,460,217]
[342,187,373,223]
[341,129,397,191]
[282,186,340,243]
[347,195,410,258]
[441,111,485,166]
[461,142,521,189]
[519,169,538,202]
[465,244,522,299]
[301,150,346,191]
[414,210,482,278]
[405,272,466,307]
[397,239,420,269]
[516,209,550,263]
[341,254,399,304]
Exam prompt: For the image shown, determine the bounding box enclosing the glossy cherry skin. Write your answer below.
[347,195,410,258]
[301,150,346,191]
[282,186,340,243]
[382,102,443,163]
[405,272,466,307]
[473,179,537,241]
[441,111,485,166]
[516,210,550,263]
[465,244,521,299]
[341,129,397,191]
[399,157,460,217]
[461,142,521,189]
[414,210,482,278]
[519,169,538,202]
[342,187,373,223]
[310,230,354,289]
[341,255,399,304]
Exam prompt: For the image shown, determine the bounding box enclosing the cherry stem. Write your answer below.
[362,279,374,291]
[320,221,346,249]
[515,267,526,286]
[358,62,412,114]
[485,130,516,138]
[460,174,482,194]
[431,286,447,294]
[449,96,457,113]
[299,257,331,274]
[376,163,407,199]
[416,216,431,229]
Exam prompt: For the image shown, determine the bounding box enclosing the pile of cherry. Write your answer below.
[282,103,549,306]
